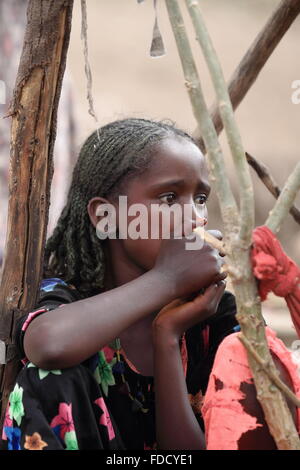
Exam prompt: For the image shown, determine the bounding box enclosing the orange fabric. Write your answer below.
[251,225,300,337]
[202,327,300,450]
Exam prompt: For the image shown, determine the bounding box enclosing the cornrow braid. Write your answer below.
[43,118,195,298]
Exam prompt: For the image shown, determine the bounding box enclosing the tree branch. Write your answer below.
[193,0,300,150]
[246,152,300,225]
[164,0,239,236]
[186,0,254,244]
[239,333,300,408]
[266,162,300,233]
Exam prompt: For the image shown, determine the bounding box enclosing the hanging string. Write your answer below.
[81,0,100,141]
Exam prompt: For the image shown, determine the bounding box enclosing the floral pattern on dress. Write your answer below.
[2,406,12,440]
[2,278,238,450]
[94,397,115,441]
[24,432,48,450]
[50,403,76,441]
[9,383,24,426]
[4,427,21,450]
[96,350,117,396]
[27,362,62,380]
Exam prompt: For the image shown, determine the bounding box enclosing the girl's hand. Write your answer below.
[152,280,226,341]
[152,230,226,299]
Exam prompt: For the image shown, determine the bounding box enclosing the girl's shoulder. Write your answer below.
[14,277,82,364]
[38,277,82,306]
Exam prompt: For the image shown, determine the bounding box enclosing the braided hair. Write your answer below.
[43,118,195,298]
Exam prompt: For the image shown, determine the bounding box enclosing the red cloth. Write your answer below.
[202,328,300,449]
[251,225,300,338]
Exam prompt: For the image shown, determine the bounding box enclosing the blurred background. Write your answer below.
[0,0,299,355]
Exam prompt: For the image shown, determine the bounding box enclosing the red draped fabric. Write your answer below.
[251,225,300,338]
[202,226,300,449]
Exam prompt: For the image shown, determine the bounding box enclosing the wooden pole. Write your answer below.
[193,0,300,150]
[0,0,74,436]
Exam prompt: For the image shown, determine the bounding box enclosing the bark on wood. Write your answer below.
[193,0,300,150]
[0,0,74,436]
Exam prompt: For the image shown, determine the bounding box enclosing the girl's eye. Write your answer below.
[194,194,207,205]
[159,193,177,205]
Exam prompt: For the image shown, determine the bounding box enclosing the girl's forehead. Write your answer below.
[144,137,208,181]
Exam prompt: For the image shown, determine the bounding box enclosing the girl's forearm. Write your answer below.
[23,269,175,369]
[153,331,205,450]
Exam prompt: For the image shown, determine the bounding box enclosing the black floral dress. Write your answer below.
[1,278,239,450]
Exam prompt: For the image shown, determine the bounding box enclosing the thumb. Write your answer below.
[175,281,226,330]
[193,280,226,312]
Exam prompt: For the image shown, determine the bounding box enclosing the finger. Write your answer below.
[214,280,227,302]
[172,281,226,329]
[210,281,227,312]
[191,281,222,306]
[199,280,226,300]
[219,255,226,267]
[206,229,223,241]
[205,230,226,257]
[195,280,226,312]
[186,283,224,323]
[214,270,228,283]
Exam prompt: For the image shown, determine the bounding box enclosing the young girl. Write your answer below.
[2,119,298,450]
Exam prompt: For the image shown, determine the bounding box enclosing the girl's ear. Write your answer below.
[87,197,113,228]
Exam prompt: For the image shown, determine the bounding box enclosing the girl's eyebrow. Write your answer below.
[150,178,211,193]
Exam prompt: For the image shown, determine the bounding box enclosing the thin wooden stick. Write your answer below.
[239,333,300,408]
[186,0,254,244]
[246,152,300,225]
[193,228,227,256]
[266,162,300,234]
[193,0,300,150]
[164,0,239,236]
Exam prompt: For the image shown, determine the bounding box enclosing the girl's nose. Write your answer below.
[181,202,207,237]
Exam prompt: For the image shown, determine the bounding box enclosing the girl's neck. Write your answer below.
[103,241,157,375]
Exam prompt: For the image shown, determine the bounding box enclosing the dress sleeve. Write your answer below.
[14,278,81,364]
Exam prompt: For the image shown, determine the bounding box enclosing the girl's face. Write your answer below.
[88,136,211,274]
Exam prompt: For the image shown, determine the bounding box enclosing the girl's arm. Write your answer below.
[24,235,225,370]
[153,335,205,450]
[152,283,226,450]
[152,288,298,450]
[24,269,174,369]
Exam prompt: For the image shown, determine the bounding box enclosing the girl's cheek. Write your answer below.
[124,238,162,270]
